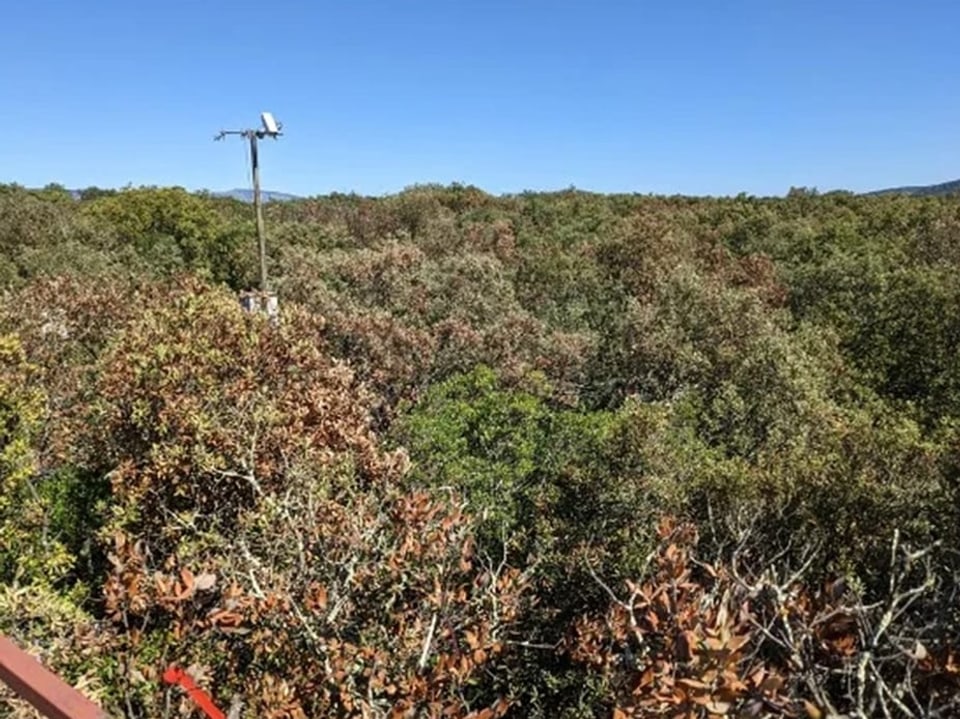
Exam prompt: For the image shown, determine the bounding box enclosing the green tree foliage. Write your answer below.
[81,187,251,285]
[3,184,960,716]
[0,184,113,284]
[396,367,655,574]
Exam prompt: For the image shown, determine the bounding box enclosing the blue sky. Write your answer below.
[2,0,958,197]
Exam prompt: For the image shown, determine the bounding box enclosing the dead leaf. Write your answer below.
[705,700,732,715]
[677,678,712,691]
[194,572,217,591]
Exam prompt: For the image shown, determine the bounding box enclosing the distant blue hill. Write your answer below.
[213,188,302,203]
[867,179,960,197]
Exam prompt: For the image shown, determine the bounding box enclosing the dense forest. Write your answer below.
[1,182,959,718]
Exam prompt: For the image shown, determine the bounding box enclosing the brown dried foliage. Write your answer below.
[564,519,960,718]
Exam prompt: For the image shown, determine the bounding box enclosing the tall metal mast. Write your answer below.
[215,112,283,303]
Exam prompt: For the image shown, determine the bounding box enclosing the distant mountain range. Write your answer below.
[212,188,302,203]
[867,179,960,197]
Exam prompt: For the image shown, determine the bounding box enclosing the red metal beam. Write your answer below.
[0,634,109,719]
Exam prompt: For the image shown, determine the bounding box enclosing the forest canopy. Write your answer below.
[1,182,959,718]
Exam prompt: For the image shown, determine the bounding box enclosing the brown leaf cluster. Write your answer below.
[563,518,959,718]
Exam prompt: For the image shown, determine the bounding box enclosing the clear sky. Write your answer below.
[2,0,958,197]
